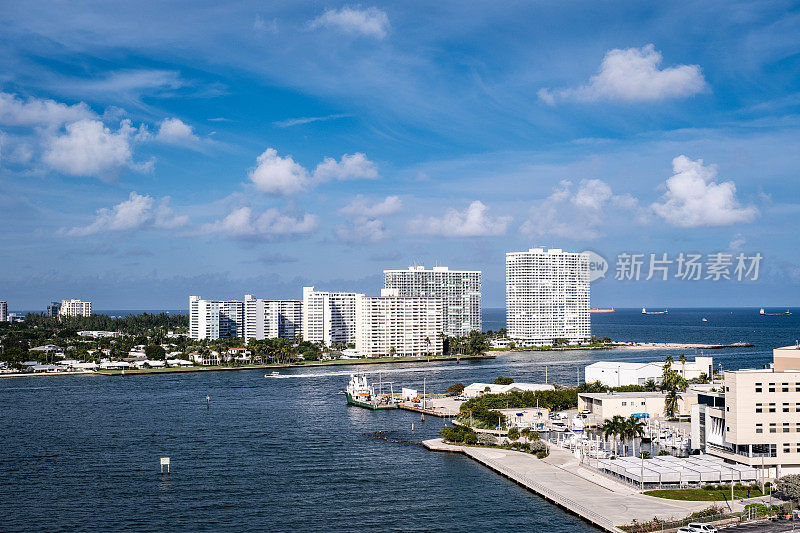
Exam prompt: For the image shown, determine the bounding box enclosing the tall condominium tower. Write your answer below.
[58,299,92,317]
[243,294,302,342]
[383,266,481,337]
[189,296,244,340]
[355,289,443,358]
[0,300,7,322]
[301,287,362,346]
[506,248,590,345]
[46,301,61,317]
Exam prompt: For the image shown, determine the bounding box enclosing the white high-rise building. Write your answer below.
[355,289,443,358]
[383,266,481,337]
[302,287,362,346]
[243,295,302,342]
[506,248,590,345]
[0,300,7,322]
[58,299,92,317]
[189,296,244,340]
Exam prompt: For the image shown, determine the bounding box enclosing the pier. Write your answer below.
[423,438,713,532]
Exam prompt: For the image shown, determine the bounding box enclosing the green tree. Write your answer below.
[145,345,166,360]
[507,427,520,441]
[446,382,466,395]
[493,376,514,385]
[776,475,800,502]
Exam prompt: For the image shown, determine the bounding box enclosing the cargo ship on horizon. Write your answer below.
[589,307,615,313]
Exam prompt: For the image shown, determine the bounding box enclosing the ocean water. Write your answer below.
[1,308,797,532]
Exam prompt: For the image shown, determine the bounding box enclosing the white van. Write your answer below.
[687,523,717,532]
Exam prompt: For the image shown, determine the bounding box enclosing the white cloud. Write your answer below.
[309,7,389,39]
[650,155,758,227]
[202,206,318,239]
[43,119,151,178]
[729,234,747,250]
[313,152,379,182]
[66,192,187,236]
[340,195,401,217]
[539,44,707,104]
[156,117,199,144]
[0,92,95,127]
[247,148,379,194]
[521,179,640,240]
[335,217,388,243]
[408,201,511,237]
[273,114,349,128]
[248,148,310,195]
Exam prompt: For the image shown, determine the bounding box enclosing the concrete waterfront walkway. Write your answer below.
[423,439,712,532]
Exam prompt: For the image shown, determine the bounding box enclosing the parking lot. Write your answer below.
[722,519,800,532]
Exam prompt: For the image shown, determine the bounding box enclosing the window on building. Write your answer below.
[769,383,776,392]
[770,423,777,433]
[756,424,763,433]
[756,383,763,392]
[784,423,791,433]
[756,403,763,413]
[622,402,627,406]
[785,403,791,413]
[785,444,791,453]
[783,383,790,392]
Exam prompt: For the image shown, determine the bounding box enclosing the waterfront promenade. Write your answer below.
[424,438,713,531]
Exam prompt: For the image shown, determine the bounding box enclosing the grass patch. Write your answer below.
[644,488,764,501]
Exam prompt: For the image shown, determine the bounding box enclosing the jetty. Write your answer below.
[423,438,712,532]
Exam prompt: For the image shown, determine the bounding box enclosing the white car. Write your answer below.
[687,523,717,532]
[676,528,699,533]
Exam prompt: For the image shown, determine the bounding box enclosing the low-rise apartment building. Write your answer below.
[691,345,800,479]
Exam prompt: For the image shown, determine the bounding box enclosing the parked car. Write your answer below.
[676,527,700,533]
[687,523,717,532]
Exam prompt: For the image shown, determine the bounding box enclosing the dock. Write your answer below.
[397,397,460,418]
[423,438,712,532]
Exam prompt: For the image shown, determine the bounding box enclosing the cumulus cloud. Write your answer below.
[156,117,199,144]
[408,201,511,237]
[539,44,707,104]
[202,206,318,239]
[43,119,151,178]
[247,148,379,195]
[521,179,639,240]
[309,7,389,39]
[650,156,758,227]
[340,195,401,217]
[0,92,95,127]
[313,152,379,182]
[248,148,310,195]
[66,192,188,236]
[335,217,388,243]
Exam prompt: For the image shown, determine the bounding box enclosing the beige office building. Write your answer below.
[692,345,800,479]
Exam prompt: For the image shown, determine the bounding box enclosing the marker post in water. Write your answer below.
[206,395,210,409]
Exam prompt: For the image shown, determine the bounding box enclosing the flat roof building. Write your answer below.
[579,391,697,420]
[243,295,301,342]
[383,266,481,337]
[692,344,800,479]
[506,248,590,345]
[58,299,92,317]
[189,296,243,340]
[0,300,6,322]
[585,357,713,387]
[302,287,362,347]
[354,289,443,358]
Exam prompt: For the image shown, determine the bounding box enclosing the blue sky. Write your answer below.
[1,1,799,310]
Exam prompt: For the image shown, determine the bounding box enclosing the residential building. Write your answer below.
[46,301,61,317]
[354,289,443,358]
[0,300,6,322]
[189,296,244,340]
[78,330,122,338]
[506,248,590,345]
[691,345,800,479]
[243,295,302,342]
[585,357,713,387]
[463,382,555,398]
[383,265,481,337]
[302,287,362,346]
[58,299,92,317]
[578,391,698,420]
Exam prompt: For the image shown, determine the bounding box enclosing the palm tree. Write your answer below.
[424,336,431,357]
[678,353,687,380]
[665,388,682,418]
[622,416,646,456]
[600,415,625,456]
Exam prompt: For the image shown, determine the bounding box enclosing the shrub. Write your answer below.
[776,475,800,501]
[477,433,497,446]
[507,427,520,441]
[493,376,514,385]
[658,450,670,456]
[439,425,478,445]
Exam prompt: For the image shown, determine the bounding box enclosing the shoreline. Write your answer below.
[487,341,754,355]
[0,354,496,378]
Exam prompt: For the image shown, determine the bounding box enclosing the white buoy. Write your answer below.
[160,457,170,474]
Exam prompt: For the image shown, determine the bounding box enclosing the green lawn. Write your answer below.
[644,488,764,501]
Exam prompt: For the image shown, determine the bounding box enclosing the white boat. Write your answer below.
[265,371,280,378]
[550,421,568,432]
[571,415,585,432]
[701,317,708,322]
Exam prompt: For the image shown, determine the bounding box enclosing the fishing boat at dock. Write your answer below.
[345,374,398,410]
